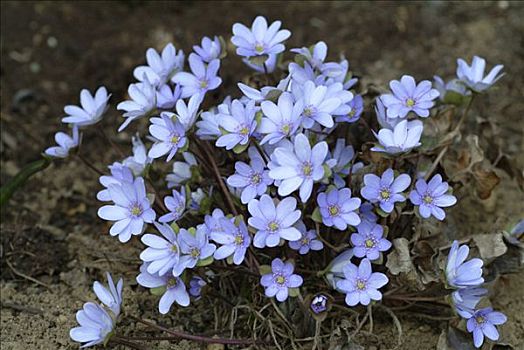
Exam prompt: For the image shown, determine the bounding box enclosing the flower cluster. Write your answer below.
[446,241,507,348]
[37,15,511,349]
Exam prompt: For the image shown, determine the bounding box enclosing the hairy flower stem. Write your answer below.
[129,315,264,345]
[75,153,104,175]
[97,125,125,158]
[425,94,476,181]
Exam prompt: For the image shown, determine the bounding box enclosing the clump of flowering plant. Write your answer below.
[3,14,517,350]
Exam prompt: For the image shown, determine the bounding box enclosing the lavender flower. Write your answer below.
[446,240,484,288]
[122,134,151,176]
[268,133,329,202]
[136,263,190,313]
[329,139,363,189]
[294,81,342,128]
[317,188,361,230]
[204,208,227,236]
[148,113,187,161]
[248,195,301,248]
[70,302,115,348]
[357,202,378,225]
[381,75,439,119]
[174,94,203,130]
[211,218,251,265]
[159,187,186,223]
[371,120,423,154]
[291,41,327,70]
[134,43,184,86]
[174,226,216,276]
[166,152,197,187]
[226,147,272,203]
[190,188,206,211]
[97,177,156,243]
[44,126,80,158]
[156,84,181,109]
[97,163,134,202]
[326,249,354,291]
[193,36,222,62]
[259,92,304,145]
[117,78,156,131]
[433,75,470,101]
[467,308,507,348]
[335,94,363,123]
[260,258,303,302]
[310,294,329,314]
[93,272,123,318]
[361,168,411,213]
[231,16,291,57]
[375,96,401,130]
[457,56,504,92]
[62,87,110,126]
[140,222,180,276]
[336,258,389,306]
[409,174,457,220]
[216,99,257,150]
[172,53,221,98]
[189,276,206,299]
[350,222,391,260]
[288,221,323,254]
[452,287,487,318]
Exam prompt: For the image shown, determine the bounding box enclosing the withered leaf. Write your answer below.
[472,232,507,260]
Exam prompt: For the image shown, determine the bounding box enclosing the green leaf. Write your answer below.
[288,287,300,297]
[170,222,180,233]
[258,264,271,275]
[311,207,322,223]
[233,142,249,154]
[150,286,166,296]
[218,36,228,59]
[1,157,51,207]
[264,89,282,102]
[248,55,269,67]
[197,255,214,267]
[443,91,467,106]
[376,207,390,218]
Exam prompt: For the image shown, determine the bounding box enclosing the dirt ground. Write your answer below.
[1,1,523,349]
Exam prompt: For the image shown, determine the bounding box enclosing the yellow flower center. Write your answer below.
[131,205,142,216]
[365,239,375,248]
[200,80,208,89]
[406,98,415,107]
[281,123,291,134]
[268,221,279,232]
[302,162,313,176]
[239,126,250,135]
[234,234,244,245]
[171,245,178,253]
[475,315,486,324]
[380,189,391,200]
[190,248,200,258]
[301,237,310,245]
[348,108,356,117]
[255,44,264,53]
[303,107,313,117]
[167,278,178,288]
[171,135,180,144]
[251,173,261,184]
[328,205,339,216]
[423,194,433,204]
[275,275,286,285]
[356,280,366,290]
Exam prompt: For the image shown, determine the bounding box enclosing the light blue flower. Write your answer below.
[173,94,203,130]
[351,222,391,260]
[117,78,156,131]
[457,56,504,92]
[136,263,190,314]
[166,152,197,188]
[174,226,216,276]
[467,307,507,348]
[268,133,329,202]
[288,221,323,254]
[62,87,110,126]
[70,302,115,348]
[203,208,227,236]
[451,287,487,318]
[371,120,423,154]
[216,99,257,150]
[291,41,327,70]
[172,53,221,98]
[259,92,304,145]
[293,80,342,128]
[45,125,80,158]
[361,168,411,213]
[381,75,439,119]
[196,97,232,140]
[122,134,151,176]
[317,187,361,230]
[409,174,457,220]
[231,16,291,58]
[260,258,303,302]
[147,113,187,162]
[329,139,363,188]
[140,222,180,276]
[97,177,156,243]
[248,194,301,248]
[433,75,470,102]
[156,84,181,109]
[211,217,251,265]
[97,163,134,202]
[193,36,222,62]
[93,272,123,318]
[159,187,186,223]
[336,258,389,306]
[227,146,273,204]
[375,96,401,130]
[133,43,184,86]
[446,240,484,288]
[189,276,206,300]
[335,94,363,124]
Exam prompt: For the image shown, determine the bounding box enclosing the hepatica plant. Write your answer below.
[7,15,515,349]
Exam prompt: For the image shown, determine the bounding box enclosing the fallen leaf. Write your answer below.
[472,232,507,260]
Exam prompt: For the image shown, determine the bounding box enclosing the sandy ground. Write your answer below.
[1,1,523,349]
